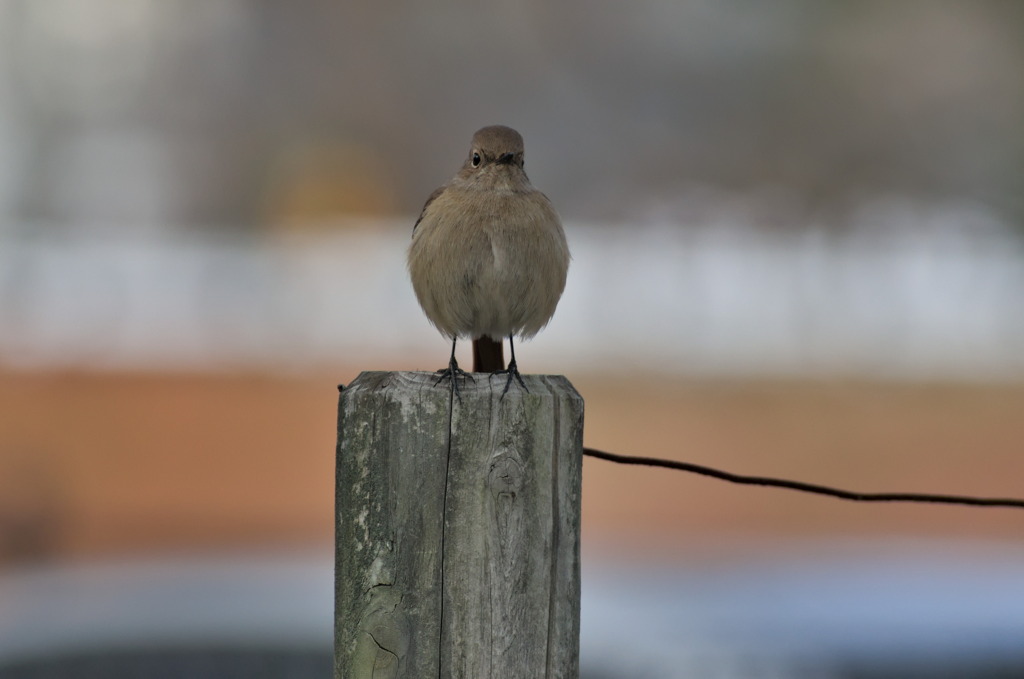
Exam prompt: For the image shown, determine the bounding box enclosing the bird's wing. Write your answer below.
[412,185,446,235]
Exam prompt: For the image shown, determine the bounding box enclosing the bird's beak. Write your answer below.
[497,152,516,165]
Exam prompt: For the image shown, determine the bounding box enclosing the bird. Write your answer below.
[408,125,569,396]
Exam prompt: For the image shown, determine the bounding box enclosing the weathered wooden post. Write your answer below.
[335,370,584,678]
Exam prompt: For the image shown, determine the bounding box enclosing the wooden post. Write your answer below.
[335,370,584,679]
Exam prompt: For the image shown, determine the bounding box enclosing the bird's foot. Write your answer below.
[489,358,528,396]
[434,356,474,402]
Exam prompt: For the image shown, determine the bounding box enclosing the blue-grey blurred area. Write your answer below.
[0,0,1023,376]
[2,545,1024,678]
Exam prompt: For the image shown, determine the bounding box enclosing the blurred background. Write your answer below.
[2,1,1024,676]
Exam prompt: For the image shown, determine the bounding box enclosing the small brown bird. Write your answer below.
[408,125,569,394]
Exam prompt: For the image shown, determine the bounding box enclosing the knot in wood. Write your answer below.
[488,454,524,499]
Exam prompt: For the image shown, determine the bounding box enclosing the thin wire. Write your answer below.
[582,447,1024,509]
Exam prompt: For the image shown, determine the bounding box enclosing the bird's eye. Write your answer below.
[471,152,481,167]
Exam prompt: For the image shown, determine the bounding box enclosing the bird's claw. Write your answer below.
[489,358,528,397]
[434,357,474,402]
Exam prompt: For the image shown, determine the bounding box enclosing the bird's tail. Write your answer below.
[472,337,505,372]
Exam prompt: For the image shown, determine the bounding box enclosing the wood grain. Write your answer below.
[335,371,583,678]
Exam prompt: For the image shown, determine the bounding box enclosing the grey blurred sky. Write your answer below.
[0,0,1022,230]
